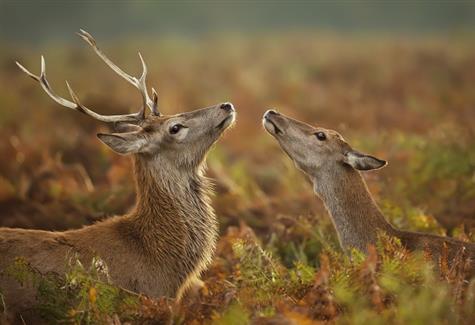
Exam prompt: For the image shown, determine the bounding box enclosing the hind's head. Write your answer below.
[262,110,386,177]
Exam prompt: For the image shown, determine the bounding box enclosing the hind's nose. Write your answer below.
[220,102,234,112]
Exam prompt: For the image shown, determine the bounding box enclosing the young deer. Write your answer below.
[262,110,474,271]
[0,30,235,316]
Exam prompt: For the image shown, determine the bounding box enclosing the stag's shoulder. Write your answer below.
[61,215,143,257]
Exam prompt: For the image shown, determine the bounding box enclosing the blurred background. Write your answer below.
[2,1,475,42]
[0,0,474,239]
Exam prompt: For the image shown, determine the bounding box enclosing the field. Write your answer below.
[0,34,475,324]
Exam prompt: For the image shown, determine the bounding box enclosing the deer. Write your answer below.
[262,110,475,273]
[0,30,236,319]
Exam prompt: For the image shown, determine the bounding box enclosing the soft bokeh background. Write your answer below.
[1,0,474,231]
[1,1,475,322]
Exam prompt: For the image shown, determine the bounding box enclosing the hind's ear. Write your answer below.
[97,132,147,155]
[343,150,387,171]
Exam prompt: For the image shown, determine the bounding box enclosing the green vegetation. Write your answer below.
[3,232,474,324]
[4,257,142,323]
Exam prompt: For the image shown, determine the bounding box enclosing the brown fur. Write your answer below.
[0,104,236,320]
[263,110,475,272]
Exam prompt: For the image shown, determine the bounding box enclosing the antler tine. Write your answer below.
[136,52,150,120]
[151,88,159,116]
[16,60,40,82]
[16,56,141,124]
[78,29,160,116]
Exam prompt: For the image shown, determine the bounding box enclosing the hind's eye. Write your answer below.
[315,132,326,141]
[169,124,184,134]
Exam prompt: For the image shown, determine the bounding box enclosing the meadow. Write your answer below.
[0,33,474,324]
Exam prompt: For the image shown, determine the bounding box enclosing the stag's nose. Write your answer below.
[264,109,279,118]
[220,102,234,112]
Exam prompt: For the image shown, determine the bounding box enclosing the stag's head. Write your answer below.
[97,102,235,169]
[262,110,386,177]
[17,30,235,170]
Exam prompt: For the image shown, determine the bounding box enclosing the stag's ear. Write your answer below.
[343,150,387,171]
[97,132,147,155]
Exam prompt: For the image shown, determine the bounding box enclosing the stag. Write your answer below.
[0,30,236,320]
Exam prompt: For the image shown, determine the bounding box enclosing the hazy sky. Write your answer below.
[1,1,474,43]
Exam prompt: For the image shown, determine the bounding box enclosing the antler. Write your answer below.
[16,57,143,123]
[77,29,160,116]
[16,30,160,124]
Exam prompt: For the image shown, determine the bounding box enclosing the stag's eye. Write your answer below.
[315,132,326,141]
[169,124,184,134]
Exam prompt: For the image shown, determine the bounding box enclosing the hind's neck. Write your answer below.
[312,166,395,252]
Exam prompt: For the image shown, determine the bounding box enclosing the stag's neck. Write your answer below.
[312,166,396,252]
[128,156,217,260]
